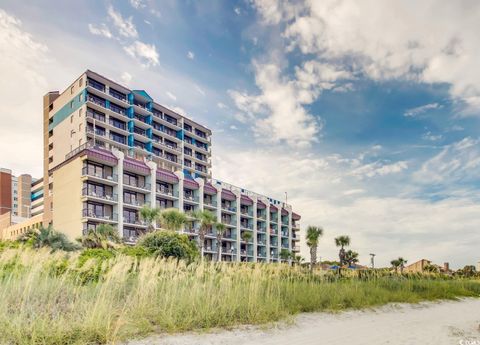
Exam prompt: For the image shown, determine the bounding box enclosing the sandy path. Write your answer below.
[125,299,480,345]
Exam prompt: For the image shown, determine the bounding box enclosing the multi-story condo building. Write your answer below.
[40,70,301,262]
[43,70,211,226]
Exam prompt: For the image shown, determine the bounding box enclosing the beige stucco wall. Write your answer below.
[52,156,84,240]
[1,214,43,241]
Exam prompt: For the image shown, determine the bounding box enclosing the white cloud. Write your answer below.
[150,9,161,18]
[230,125,238,130]
[194,84,205,96]
[217,102,228,109]
[168,105,188,117]
[253,0,480,115]
[129,0,145,9]
[88,23,112,39]
[350,161,409,179]
[187,51,195,60]
[422,131,442,141]
[229,60,355,148]
[404,103,442,117]
[0,9,50,176]
[107,5,138,38]
[124,41,159,67]
[120,72,132,85]
[415,137,480,185]
[234,7,241,15]
[165,91,177,101]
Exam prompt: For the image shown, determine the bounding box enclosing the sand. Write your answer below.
[125,298,480,345]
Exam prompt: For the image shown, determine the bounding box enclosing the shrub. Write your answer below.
[138,230,199,262]
[119,245,151,258]
[78,248,116,267]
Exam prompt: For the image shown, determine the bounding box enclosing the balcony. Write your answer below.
[240,223,253,230]
[240,209,253,217]
[204,199,217,207]
[156,186,175,197]
[221,205,236,213]
[87,78,105,92]
[183,193,199,203]
[124,180,151,192]
[82,167,118,183]
[109,89,127,102]
[82,209,118,222]
[124,217,147,226]
[123,199,144,207]
[86,109,106,123]
[221,217,236,227]
[87,128,106,137]
[82,188,117,203]
[109,103,126,116]
[87,94,105,107]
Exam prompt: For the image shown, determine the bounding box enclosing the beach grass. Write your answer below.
[0,248,479,345]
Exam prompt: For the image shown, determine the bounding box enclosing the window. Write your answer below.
[70,115,73,123]
[70,100,74,108]
[79,124,82,132]
[79,78,83,87]
[70,130,75,138]
[79,139,82,146]
[70,86,74,94]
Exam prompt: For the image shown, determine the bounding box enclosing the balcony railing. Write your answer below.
[123,199,144,207]
[82,188,117,202]
[87,79,105,92]
[110,103,126,115]
[124,218,146,226]
[157,186,174,196]
[221,205,236,213]
[86,110,106,122]
[184,193,199,203]
[109,89,127,102]
[240,209,253,217]
[82,167,118,182]
[240,223,253,230]
[124,180,151,190]
[82,209,118,221]
[87,95,105,107]
[204,199,217,207]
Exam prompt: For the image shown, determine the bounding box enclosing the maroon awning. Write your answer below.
[240,195,253,205]
[292,212,301,221]
[281,208,288,216]
[257,200,266,209]
[156,168,178,183]
[221,189,236,201]
[204,183,217,195]
[124,157,150,175]
[184,178,199,189]
[270,205,278,211]
[85,148,118,164]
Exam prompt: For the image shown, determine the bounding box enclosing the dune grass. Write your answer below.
[0,248,479,344]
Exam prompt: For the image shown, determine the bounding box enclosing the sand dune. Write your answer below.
[125,298,480,345]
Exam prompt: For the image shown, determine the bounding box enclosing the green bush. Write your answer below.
[78,248,116,267]
[138,230,199,262]
[119,245,151,258]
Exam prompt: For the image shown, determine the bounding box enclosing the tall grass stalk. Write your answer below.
[0,248,479,344]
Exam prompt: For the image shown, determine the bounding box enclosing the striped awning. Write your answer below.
[123,157,150,175]
[156,168,178,183]
[204,183,217,195]
[281,208,289,216]
[240,195,253,205]
[184,178,199,189]
[86,148,118,164]
[221,189,236,201]
[292,212,301,221]
[270,205,278,211]
[257,200,266,209]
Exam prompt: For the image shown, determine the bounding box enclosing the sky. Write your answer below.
[0,0,479,268]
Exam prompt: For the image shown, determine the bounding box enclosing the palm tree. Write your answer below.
[293,255,305,266]
[345,250,359,267]
[215,222,226,262]
[19,225,79,252]
[192,210,217,260]
[241,231,252,261]
[139,204,161,232]
[306,226,324,273]
[334,235,350,265]
[78,224,120,249]
[391,259,400,273]
[397,257,408,274]
[159,208,187,232]
[280,248,291,262]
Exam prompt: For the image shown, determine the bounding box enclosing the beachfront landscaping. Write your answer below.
[0,245,479,345]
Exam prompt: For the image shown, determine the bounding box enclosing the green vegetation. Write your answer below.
[306,226,323,272]
[18,225,79,252]
[138,230,199,262]
[0,247,479,345]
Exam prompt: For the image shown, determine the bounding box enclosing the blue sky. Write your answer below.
[0,0,479,268]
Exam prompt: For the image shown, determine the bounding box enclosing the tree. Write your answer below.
[293,255,305,266]
[344,250,359,267]
[19,225,79,252]
[241,231,252,261]
[280,248,291,262]
[139,204,161,232]
[159,208,187,232]
[334,235,351,265]
[424,264,440,273]
[192,210,217,260]
[215,222,226,262]
[78,224,120,249]
[138,230,199,262]
[397,257,408,274]
[306,226,324,273]
[391,259,400,273]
